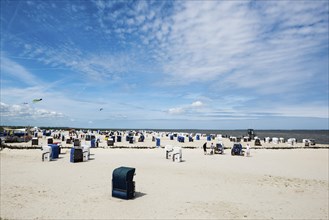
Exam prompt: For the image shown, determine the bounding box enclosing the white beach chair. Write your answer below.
[165,145,173,159]
[265,137,271,143]
[82,145,90,155]
[287,138,296,146]
[272,137,279,144]
[82,144,90,161]
[42,145,52,162]
[302,139,310,147]
[172,146,182,162]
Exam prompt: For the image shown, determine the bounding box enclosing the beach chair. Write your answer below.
[138,135,144,142]
[265,137,271,143]
[215,143,224,154]
[303,139,310,147]
[254,138,262,146]
[279,137,285,143]
[165,145,173,159]
[231,143,244,156]
[156,138,161,147]
[82,145,90,161]
[272,137,279,144]
[107,138,114,147]
[70,147,83,163]
[172,146,182,162]
[287,138,296,146]
[112,166,136,200]
[310,139,316,145]
[42,145,52,162]
[129,136,134,144]
[48,144,60,159]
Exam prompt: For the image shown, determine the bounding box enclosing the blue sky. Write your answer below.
[1,0,328,129]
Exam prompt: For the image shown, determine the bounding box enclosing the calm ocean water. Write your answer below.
[150,129,329,144]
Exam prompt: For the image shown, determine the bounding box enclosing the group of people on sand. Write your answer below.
[202,142,250,156]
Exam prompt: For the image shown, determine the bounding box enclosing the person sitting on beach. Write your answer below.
[203,142,207,155]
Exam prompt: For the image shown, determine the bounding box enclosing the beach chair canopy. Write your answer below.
[113,167,135,185]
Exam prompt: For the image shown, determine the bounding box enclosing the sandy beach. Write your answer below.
[3,131,329,150]
[1,143,328,219]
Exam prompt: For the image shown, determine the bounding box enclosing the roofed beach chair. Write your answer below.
[215,143,224,154]
[82,144,90,161]
[112,166,136,200]
[165,145,173,159]
[231,143,244,156]
[42,145,52,162]
[254,138,262,146]
[172,146,182,162]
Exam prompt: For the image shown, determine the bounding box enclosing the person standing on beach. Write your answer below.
[210,143,214,155]
[245,143,250,157]
[203,142,207,155]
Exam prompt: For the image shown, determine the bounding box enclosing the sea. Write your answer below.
[148,129,329,144]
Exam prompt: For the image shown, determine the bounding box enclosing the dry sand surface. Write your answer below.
[1,148,328,220]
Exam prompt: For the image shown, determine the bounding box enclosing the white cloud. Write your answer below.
[168,107,185,115]
[191,101,203,107]
[154,1,328,96]
[19,42,135,81]
[167,101,205,115]
[0,102,64,119]
[1,55,40,86]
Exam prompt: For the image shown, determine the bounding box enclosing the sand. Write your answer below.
[1,146,328,220]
